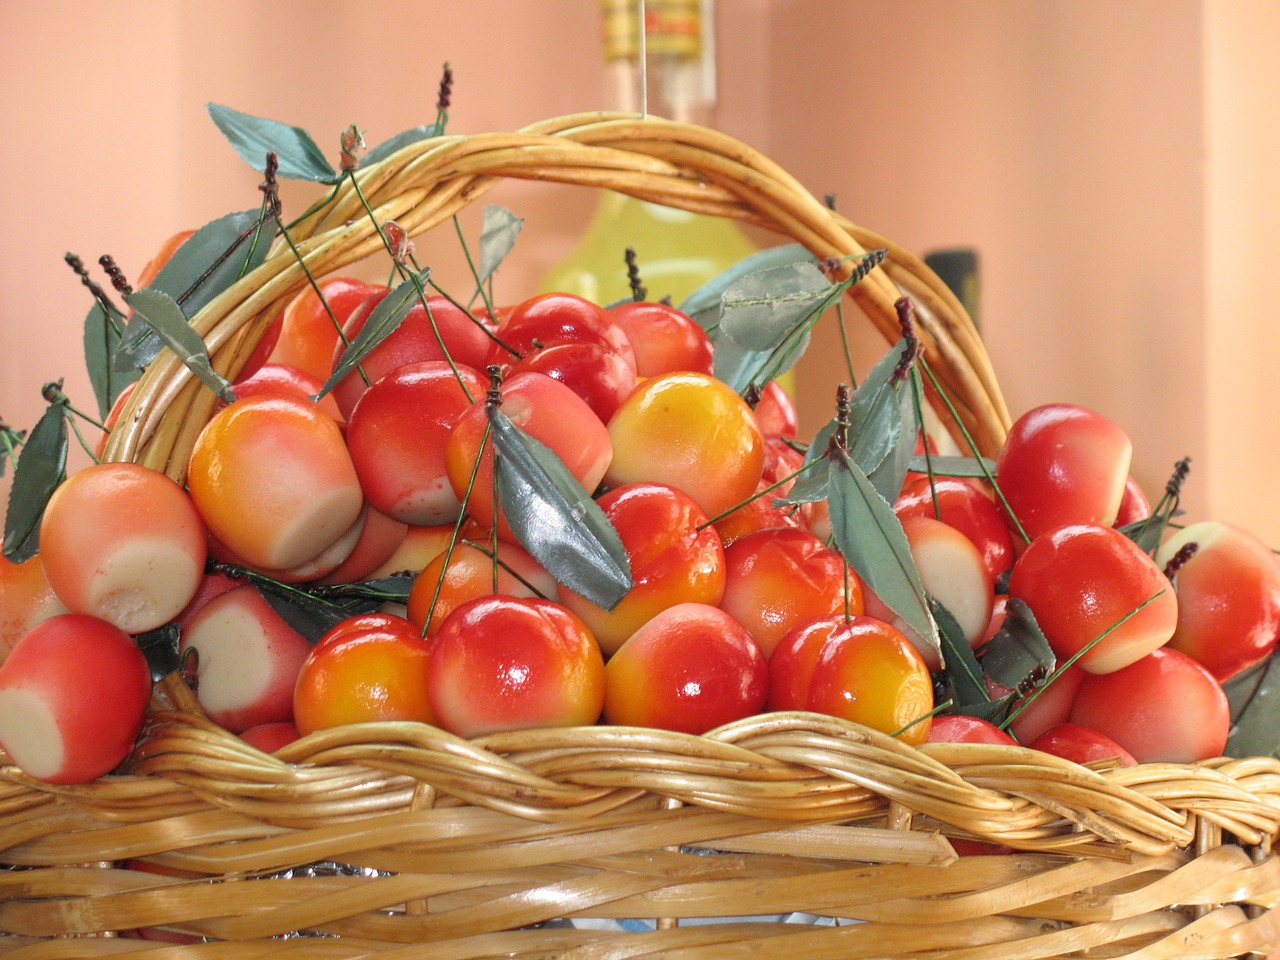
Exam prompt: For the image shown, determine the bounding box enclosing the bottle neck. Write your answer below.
[603,0,716,125]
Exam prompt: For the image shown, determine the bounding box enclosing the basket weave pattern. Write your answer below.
[2,113,1279,957]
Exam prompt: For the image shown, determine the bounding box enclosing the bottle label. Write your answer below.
[603,0,702,61]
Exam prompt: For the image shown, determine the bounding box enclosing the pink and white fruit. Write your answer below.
[898,514,995,649]
[345,361,487,525]
[606,299,714,378]
[188,393,364,573]
[1069,647,1229,763]
[894,476,1015,585]
[427,596,605,738]
[1154,521,1280,681]
[179,586,311,733]
[39,461,207,634]
[0,614,151,783]
[1008,523,1178,674]
[603,602,767,735]
[995,403,1132,541]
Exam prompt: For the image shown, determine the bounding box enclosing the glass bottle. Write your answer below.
[537,0,759,306]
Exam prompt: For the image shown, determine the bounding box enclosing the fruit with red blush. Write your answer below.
[1028,723,1137,766]
[924,714,1017,746]
[1153,521,1280,681]
[558,482,726,656]
[606,299,714,377]
[1068,647,1229,763]
[427,595,605,738]
[894,475,1016,585]
[1007,523,1177,674]
[719,526,861,658]
[770,614,934,745]
[604,602,767,735]
[995,403,1132,541]
[0,614,151,784]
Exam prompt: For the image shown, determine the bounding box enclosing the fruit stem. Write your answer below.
[65,253,127,333]
[918,356,1031,546]
[435,61,453,128]
[421,421,494,638]
[695,453,827,531]
[892,698,953,739]
[998,589,1168,731]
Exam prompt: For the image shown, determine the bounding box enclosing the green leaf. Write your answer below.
[361,122,444,168]
[980,598,1055,693]
[255,582,366,645]
[311,573,415,607]
[679,243,817,330]
[845,342,913,502]
[2,403,67,562]
[1223,652,1280,758]
[207,103,337,183]
[477,206,524,287]
[317,269,429,398]
[906,454,999,478]
[113,209,274,372]
[933,597,988,710]
[717,261,833,351]
[125,290,235,402]
[825,449,940,663]
[711,263,844,393]
[487,406,632,610]
[82,299,137,420]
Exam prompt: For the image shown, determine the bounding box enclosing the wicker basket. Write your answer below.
[3,111,1280,958]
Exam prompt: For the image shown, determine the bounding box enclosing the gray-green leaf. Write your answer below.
[826,449,940,663]
[207,103,338,183]
[83,299,136,419]
[478,206,524,287]
[113,209,274,372]
[907,454,999,479]
[679,244,816,330]
[980,598,1055,694]
[125,289,235,403]
[3,403,67,563]
[361,122,445,168]
[487,407,632,611]
[317,269,429,398]
[1224,653,1280,758]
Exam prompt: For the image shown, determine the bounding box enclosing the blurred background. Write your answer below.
[2,0,1278,542]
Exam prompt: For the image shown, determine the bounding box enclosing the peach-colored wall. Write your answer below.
[2,2,1278,543]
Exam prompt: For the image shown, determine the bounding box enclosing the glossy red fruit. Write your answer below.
[1028,723,1137,766]
[444,370,613,542]
[330,291,490,420]
[427,596,605,738]
[995,403,1132,541]
[924,714,1018,746]
[719,527,861,658]
[1007,523,1177,674]
[606,299,714,378]
[345,361,487,525]
[769,614,935,745]
[1154,521,1280,681]
[492,292,639,422]
[1069,647,1229,763]
[558,482,726,656]
[604,603,767,735]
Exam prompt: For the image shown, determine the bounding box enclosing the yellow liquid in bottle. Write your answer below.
[538,191,759,307]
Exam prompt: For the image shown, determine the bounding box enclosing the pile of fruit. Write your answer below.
[3,106,1279,794]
